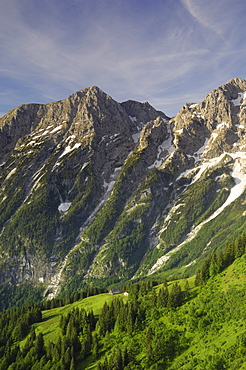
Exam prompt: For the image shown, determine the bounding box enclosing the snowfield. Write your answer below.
[58,202,72,212]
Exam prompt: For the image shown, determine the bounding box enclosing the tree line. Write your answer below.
[195,232,246,285]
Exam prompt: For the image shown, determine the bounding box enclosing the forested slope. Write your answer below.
[0,233,246,369]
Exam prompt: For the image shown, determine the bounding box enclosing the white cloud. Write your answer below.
[0,0,246,116]
[180,0,222,34]
[180,0,246,48]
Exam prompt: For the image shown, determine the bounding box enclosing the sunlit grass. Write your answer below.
[33,293,127,344]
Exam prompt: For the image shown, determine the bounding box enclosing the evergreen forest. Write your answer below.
[0,232,246,369]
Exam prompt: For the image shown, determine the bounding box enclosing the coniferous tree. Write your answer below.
[126,309,134,335]
[216,249,224,273]
[35,332,45,360]
[234,233,246,258]
[69,357,76,370]
[168,283,183,308]
[145,326,154,364]
[63,347,72,370]
[209,250,219,277]
[92,332,100,359]
[157,287,169,308]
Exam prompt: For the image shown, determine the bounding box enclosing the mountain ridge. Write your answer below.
[0,77,246,301]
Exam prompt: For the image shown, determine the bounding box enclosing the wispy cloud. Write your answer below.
[0,0,246,116]
[180,0,222,36]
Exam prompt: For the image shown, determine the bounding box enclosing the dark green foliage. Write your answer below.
[0,174,26,230]
[88,169,171,280]
[98,345,132,370]
[160,170,228,247]
[160,190,246,278]
[93,233,246,369]
[82,148,165,257]
[83,149,142,246]
[0,303,42,369]
[0,186,59,256]
[144,166,238,278]
[0,283,43,311]
[168,282,183,308]
[157,287,169,308]
[55,285,106,306]
[35,332,45,359]
[0,303,96,369]
[195,232,246,285]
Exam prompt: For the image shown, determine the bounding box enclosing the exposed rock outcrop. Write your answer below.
[0,78,246,300]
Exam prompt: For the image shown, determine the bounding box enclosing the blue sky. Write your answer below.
[0,0,246,118]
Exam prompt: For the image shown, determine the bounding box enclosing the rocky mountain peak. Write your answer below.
[121,100,169,126]
[1,79,246,303]
[222,77,246,93]
[139,116,168,149]
[169,78,246,159]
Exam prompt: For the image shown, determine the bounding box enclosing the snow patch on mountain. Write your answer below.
[192,111,204,119]
[147,244,182,275]
[132,133,140,143]
[59,143,81,158]
[50,125,63,134]
[148,128,174,169]
[5,167,16,180]
[103,180,115,192]
[231,92,246,106]
[51,143,82,171]
[175,155,246,247]
[129,116,137,122]
[148,151,246,274]
[58,202,72,212]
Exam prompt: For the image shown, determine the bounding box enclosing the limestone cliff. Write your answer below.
[0,78,246,300]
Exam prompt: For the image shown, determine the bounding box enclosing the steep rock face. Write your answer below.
[0,86,169,293]
[135,78,246,277]
[0,104,44,163]
[0,78,246,300]
[121,100,169,125]
[60,79,246,289]
[171,78,246,159]
[81,117,170,281]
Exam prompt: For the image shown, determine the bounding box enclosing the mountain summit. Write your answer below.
[0,78,246,300]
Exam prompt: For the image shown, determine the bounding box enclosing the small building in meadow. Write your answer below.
[109,289,120,295]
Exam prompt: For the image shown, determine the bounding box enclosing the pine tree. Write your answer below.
[209,250,219,277]
[126,309,133,335]
[111,347,123,370]
[69,357,76,370]
[145,326,154,364]
[234,233,246,258]
[216,249,224,273]
[168,283,183,308]
[157,287,169,308]
[92,332,100,359]
[35,332,45,360]
[63,347,72,370]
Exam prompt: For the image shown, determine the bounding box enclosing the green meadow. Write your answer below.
[24,293,128,346]
[1,249,246,369]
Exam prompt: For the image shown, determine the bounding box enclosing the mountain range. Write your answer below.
[0,77,246,302]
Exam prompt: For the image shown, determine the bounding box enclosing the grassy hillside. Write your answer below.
[1,242,246,369]
[31,293,128,346]
[169,255,246,369]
